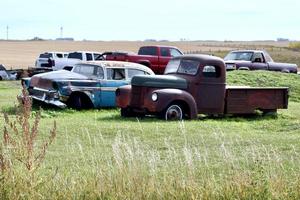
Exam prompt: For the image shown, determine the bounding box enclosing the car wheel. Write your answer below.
[164,104,183,120]
[68,95,83,109]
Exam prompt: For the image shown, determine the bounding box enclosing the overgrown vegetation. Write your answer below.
[0,70,300,199]
[0,88,56,199]
[288,42,300,51]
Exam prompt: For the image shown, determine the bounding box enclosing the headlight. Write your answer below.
[53,92,60,99]
[151,93,158,102]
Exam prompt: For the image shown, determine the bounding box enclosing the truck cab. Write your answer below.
[106,46,183,74]
[116,54,289,120]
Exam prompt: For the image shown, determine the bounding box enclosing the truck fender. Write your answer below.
[137,60,151,67]
[153,89,198,119]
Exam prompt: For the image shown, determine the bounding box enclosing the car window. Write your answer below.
[68,52,83,60]
[128,69,147,78]
[138,47,157,56]
[73,64,100,78]
[202,65,220,78]
[160,48,170,57]
[164,59,181,74]
[252,53,265,62]
[94,53,102,60]
[39,53,53,58]
[0,65,6,70]
[170,49,182,57]
[177,60,199,75]
[56,53,63,58]
[107,68,126,80]
[86,53,93,61]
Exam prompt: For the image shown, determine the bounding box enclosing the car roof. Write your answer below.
[77,61,155,74]
[230,50,265,54]
[69,51,102,54]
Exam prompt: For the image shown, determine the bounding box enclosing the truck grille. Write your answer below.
[130,86,144,107]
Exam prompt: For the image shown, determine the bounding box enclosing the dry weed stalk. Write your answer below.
[0,87,56,175]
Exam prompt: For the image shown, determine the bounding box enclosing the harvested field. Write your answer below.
[0,40,297,69]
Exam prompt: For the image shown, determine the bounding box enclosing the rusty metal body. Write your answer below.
[116,55,289,119]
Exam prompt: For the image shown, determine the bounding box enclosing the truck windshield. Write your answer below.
[165,59,200,75]
[224,52,253,61]
[68,52,83,60]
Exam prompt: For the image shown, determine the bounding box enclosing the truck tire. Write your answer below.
[262,109,277,116]
[238,67,250,70]
[281,69,290,73]
[121,108,134,117]
[164,104,183,120]
[0,76,2,81]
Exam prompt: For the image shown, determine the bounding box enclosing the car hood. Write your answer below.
[131,75,187,89]
[29,70,88,89]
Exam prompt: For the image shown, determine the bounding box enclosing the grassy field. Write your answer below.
[1,40,299,70]
[0,71,300,199]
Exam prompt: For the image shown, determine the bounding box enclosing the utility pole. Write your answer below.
[6,25,9,40]
[60,26,63,38]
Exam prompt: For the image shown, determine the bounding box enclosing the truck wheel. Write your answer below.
[262,109,277,116]
[281,69,290,73]
[121,108,133,117]
[0,76,2,81]
[164,104,183,120]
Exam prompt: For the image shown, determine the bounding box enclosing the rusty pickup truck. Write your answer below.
[116,55,289,120]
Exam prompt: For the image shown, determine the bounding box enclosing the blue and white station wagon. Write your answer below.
[22,61,154,109]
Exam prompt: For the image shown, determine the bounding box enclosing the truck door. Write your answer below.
[251,53,268,70]
[196,65,226,114]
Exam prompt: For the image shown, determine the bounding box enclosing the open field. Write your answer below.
[0,40,299,69]
[0,71,300,199]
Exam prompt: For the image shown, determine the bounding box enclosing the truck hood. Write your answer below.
[131,75,187,89]
[29,70,88,89]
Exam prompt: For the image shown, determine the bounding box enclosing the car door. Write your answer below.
[100,68,129,107]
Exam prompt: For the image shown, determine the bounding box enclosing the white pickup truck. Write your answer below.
[35,52,68,68]
[53,51,103,71]
[35,51,103,71]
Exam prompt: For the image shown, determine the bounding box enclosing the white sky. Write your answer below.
[0,0,299,41]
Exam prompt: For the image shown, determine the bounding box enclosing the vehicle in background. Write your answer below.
[224,50,298,73]
[116,55,289,120]
[35,52,68,68]
[106,46,183,74]
[22,61,154,109]
[0,64,17,80]
[53,51,104,71]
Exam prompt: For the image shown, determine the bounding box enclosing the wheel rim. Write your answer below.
[165,105,183,120]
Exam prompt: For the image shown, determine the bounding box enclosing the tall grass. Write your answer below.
[1,120,299,199]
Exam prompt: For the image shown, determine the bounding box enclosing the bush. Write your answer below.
[288,42,300,50]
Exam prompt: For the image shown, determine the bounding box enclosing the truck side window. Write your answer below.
[138,47,157,56]
[86,53,93,61]
[170,49,182,57]
[56,54,63,58]
[252,53,264,63]
[160,48,170,57]
[203,66,220,78]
